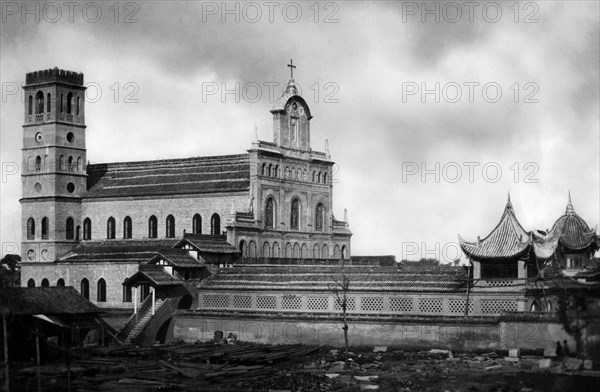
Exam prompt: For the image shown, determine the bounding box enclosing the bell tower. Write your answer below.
[270,59,312,151]
[21,67,87,263]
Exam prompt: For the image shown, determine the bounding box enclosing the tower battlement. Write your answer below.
[26,67,84,86]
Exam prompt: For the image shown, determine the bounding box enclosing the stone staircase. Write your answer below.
[123,298,165,344]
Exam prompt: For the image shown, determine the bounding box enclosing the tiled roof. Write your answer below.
[552,197,597,250]
[177,234,241,254]
[532,228,562,259]
[148,249,205,268]
[124,265,183,287]
[58,240,179,263]
[198,265,467,293]
[84,154,250,199]
[459,198,531,260]
[0,287,99,315]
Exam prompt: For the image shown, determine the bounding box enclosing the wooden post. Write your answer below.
[464,258,472,316]
[152,287,156,315]
[2,313,9,392]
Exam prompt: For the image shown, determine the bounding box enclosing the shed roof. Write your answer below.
[177,234,241,254]
[0,287,99,315]
[124,265,183,287]
[198,265,467,293]
[147,249,205,268]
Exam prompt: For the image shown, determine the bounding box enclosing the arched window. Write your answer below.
[312,171,316,182]
[322,244,330,259]
[41,217,49,239]
[211,213,220,235]
[41,278,49,287]
[107,217,115,239]
[192,214,202,234]
[81,278,89,299]
[76,96,80,116]
[290,198,299,230]
[239,240,247,258]
[265,197,274,229]
[66,92,73,114]
[36,91,44,114]
[35,155,41,171]
[261,163,267,176]
[530,301,541,312]
[97,279,106,302]
[263,242,271,258]
[66,217,74,240]
[123,279,132,302]
[315,203,324,232]
[272,242,280,258]
[301,244,308,259]
[83,218,91,240]
[317,172,322,183]
[341,245,348,260]
[166,215,175,238]
[267,164,271,177]
[546,301,553,312]
[46,93,51,113]
[57,278,65,287]
[27,217,35,240]
[59,155,65,170]
[293,243,300,258]
[123,216,132,239]
[148,215,157,238]
[333,245,340,259]
[28,95,33,115]
[68,156,73,171]
[76,225,80,241]
[274,165,279,178]
[76,157,82,172]
[27,279,35,288]
[27,156,32,172]
[285,243,292,258]
[323,173,328,184]
[60,93,64,112]
[248,241,257,258]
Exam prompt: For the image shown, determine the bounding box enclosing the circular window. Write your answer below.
[67,182,75,193]
[35,132,42,143]
[27,249,35,260]
[41,249,48,261]
[34,182,42,193]
[66,132,74,142]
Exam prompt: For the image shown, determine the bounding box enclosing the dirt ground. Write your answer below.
[6,343,600,392]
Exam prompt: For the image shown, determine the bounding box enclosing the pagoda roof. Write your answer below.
[459,197,531,260]
[551,193,597,250]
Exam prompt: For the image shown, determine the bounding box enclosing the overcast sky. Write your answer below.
[1,1,598,262]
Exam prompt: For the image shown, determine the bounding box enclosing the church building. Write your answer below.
[19,65,351,309]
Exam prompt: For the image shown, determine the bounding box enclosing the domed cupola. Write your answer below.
[552,192,597,250]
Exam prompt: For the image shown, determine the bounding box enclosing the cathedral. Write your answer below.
[20,66,351,310]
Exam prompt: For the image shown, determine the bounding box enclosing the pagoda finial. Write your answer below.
[566,190,575,214]
[254,121,258,141]
[506,192,513,209]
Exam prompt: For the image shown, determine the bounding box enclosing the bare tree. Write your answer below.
[330,264,350,356]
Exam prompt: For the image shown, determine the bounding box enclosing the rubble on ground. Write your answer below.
[7,342,600,392]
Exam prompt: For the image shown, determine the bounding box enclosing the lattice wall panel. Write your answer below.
[418,298,443,313]
[334,297,356,311]
[389,297,414,312]
[307,297,329,311]
[360,297,384,312]
[448,299,473,314]
[233,295,252,309]
[203,295,230,308]
[256,296,277,309]
[281,296,302,310]
[480,299,517,314]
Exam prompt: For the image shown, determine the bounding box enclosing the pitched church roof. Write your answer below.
[58,240,179,263]
[459,196,531,260]
[551,193,597,250]
[84,154,250,199]
[199,265,467,293]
